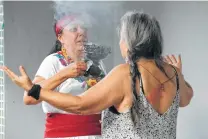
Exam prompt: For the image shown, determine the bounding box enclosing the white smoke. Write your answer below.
[52,1,120,26]
[51,1,120,57]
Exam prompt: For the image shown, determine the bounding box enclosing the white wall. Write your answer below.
[4,1,208,139]
[159,2,208,139]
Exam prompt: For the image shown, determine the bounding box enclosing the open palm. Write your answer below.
[163,54,182,72]
[0,66,33,91]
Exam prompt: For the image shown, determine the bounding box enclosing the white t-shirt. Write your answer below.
[35,53,107,114]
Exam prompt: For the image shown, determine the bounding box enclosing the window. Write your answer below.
[0,1,5,139]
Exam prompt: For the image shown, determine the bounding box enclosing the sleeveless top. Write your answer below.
[102,67,179,139]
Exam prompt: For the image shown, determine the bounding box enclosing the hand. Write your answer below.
[163,54,182,72]
[64,61,87,78]
[0,65,33,91]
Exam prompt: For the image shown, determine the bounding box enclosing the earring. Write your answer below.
[61,47,68,59]
[125,57,129,63]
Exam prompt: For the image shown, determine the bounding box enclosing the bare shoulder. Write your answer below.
[101,63,130,87]
[171,65,181,74]
[109,63,130,77]
[169,65,183,78]
[163,63,182,77]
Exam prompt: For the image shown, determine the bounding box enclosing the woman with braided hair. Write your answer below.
[2,11,193,138]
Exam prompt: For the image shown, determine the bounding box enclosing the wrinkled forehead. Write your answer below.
[60,14,91,29]
[55,14,93,37]
[64,19,89,30]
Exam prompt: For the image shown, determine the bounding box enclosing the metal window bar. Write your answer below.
[0,2,5,139]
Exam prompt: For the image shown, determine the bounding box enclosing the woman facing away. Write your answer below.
[19,13,106,139]
[2,11,193,139]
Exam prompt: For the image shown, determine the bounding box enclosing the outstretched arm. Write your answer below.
[9,61,87,105]
[23,71,69,105]
[2,65,125,114]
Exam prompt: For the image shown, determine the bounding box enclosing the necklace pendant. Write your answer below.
[160,84,164,91]
[159,84,164,97]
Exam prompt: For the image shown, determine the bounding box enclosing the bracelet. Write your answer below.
[28,84,41,100]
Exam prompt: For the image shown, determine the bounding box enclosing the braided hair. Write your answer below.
[109,11,168,120]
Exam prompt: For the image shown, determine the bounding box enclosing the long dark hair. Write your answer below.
[48,22,62,55]
[110,11,168,117]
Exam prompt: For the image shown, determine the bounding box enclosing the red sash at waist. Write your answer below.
[44,113,101,138]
